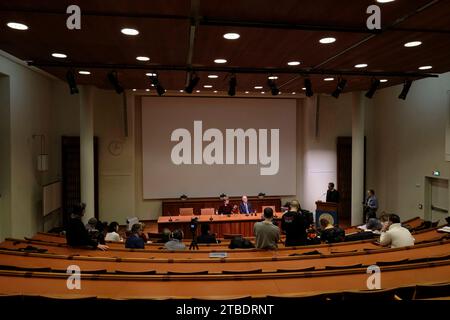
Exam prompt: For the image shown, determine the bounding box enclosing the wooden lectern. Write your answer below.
[315,201,339,227]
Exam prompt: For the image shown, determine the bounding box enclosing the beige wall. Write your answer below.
[0,74,11,241]
[366,73,450,221]
[0,52,60,239]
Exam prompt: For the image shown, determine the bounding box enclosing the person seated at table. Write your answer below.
[319,218,345,244]
[164,229,186,251]
[218,197,233,215]
[239,195,254,214]
[125,223,145,249]
[281,200,307,246]
[197,223,218,244]
[254,207,280,249]
[380,214,415,248]
[105,221,121,242]
[66,203,109,251]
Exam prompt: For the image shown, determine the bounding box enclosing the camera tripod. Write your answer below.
[189,230,199,250]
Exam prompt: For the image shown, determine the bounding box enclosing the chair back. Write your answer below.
[201,208,215,215]
[179,208,194,216]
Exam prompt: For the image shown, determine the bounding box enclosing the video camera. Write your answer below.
[190,216,199,233]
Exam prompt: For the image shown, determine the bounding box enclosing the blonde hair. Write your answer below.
[290,200,300,211]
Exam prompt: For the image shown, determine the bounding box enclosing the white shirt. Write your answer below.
[379,223,415,248]
[105,231,121,242]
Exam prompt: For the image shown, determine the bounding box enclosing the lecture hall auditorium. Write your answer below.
[1,0,450,309]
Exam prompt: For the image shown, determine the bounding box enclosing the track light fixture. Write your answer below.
[398,80,412,100]
[149,74,166,96]
[304,78,313,97]
[228,74,237,96]
[365,78,381,99]
[107,71,124,94]
[267,77,279,96]
[331,78,347,98]
[66,70,79,95]
[184,72,200,94]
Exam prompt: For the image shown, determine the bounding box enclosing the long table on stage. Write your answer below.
[157,213,281,238]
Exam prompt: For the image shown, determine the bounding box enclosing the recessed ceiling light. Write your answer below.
[145,89,150,92]
[214,59,227,64]
[292,92,296,95]
[136,56,150,61]
[151,84,155,87]
[179,90,184,93]
[132,89,137,91]
[404,41,422,48]
[268,76,278,80]
[7,22,28,30]
[324,78,334,81]
[254,86,263,89]
[419,65,432,70]
[261,91,265,94]
[380,79,388,83]
[245,91,249,94]
[78,71,91,75]
[223,33,240,40]
[377,0,395,3]
[121,28,139,36]
[145,73,157,77]
[213,90,218,93]
[302,87,306,90]
[208,75,219,79]
[196,90,201,93]
[51,53,67,59]
[278,92,282,94]
[354,63,368,68]
[287,61,301,66]
[204,85,213,88]
[319,37,336,44]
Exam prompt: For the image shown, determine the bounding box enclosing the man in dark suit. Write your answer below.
[239,195,254,214]
[326,182,340,203]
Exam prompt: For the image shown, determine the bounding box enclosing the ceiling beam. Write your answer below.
[26,61,438,79]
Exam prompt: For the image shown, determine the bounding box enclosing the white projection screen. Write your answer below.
[141,97,296,199]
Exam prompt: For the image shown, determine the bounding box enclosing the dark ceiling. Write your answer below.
[0,0,449,95]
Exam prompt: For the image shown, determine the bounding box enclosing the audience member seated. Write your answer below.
[105,221,121,242]
[319,218,345,244]
[66,203,109,251]
[139,222,149,243]
[85,217,98,233]
[366,217,383,233]
[156,228,171,243]
[197,223,218,244]
[281,200,307,246]
[125,223,146,249]
[164,229,186,251]
[254,207,280,249]
[380,214,415,248]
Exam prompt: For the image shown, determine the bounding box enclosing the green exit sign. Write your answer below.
[433,171,441,176]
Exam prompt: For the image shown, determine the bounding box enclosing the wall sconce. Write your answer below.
[258,192,266,199]
[180,194,188,201]
[33,134,48,172]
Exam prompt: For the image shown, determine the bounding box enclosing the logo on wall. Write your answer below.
[170,121,280,175]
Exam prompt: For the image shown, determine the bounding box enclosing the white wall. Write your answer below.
[0,52,60,239]
[366,72,450,221]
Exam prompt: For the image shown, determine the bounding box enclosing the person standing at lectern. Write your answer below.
[326,182,340,203]
[239,195,254,214]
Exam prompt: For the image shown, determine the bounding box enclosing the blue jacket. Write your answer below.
[239,202,254,214]
[125,234,145,249]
